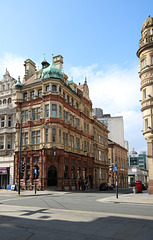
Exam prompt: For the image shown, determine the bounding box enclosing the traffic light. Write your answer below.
[21,162,25,173]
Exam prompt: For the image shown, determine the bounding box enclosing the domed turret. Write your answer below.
[42,55,64,81]
[41,55,49,69]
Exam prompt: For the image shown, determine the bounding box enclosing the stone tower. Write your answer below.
[137,15,153,194]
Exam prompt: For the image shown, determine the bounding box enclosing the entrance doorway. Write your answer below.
[47,166,57,186]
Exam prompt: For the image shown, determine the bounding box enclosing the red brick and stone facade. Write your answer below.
[14,55,109,190]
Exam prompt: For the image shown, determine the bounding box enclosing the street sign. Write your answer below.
[114,165,118,171]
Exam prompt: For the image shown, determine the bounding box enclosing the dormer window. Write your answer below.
[31,91,34,100]
[46,85,49,92]
[23,92,27,101]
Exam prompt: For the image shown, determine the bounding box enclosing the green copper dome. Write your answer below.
[15,76,22,87]
[42,56,64,81]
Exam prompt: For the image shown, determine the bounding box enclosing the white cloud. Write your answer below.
[0,53,25,80]
[66,63,146,152]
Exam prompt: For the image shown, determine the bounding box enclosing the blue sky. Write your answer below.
[0,0,152,152]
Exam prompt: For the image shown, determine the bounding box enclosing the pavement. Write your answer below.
[97,190,153,205]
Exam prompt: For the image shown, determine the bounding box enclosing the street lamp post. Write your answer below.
[18,118,23,195]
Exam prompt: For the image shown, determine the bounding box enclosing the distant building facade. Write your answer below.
[14,55,109,190]
[93,108,126,148]
[0,70,16,188]
[108,139,128,188]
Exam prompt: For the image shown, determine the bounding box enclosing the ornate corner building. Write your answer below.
[137,15,153,194]
[0,70,16,188]
[14,55,109,190]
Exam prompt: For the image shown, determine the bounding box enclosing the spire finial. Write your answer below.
[85,76,87,84]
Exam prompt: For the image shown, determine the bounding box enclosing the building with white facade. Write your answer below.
[93,108,127,149]
[0,70,16,188]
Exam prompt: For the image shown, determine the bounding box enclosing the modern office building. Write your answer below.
[137,15,153,194]
[0,69,16,188]
[14,55,109,190]
[128,148,147,170]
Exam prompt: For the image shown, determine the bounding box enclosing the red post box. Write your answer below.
[135,181,142,193]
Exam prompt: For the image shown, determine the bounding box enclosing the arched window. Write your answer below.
[52,85,57,91]
[71,166,75,179]
[0,100,1,105]
[3,99,6,105]
[8,98,12,104]
[64,165,69,179]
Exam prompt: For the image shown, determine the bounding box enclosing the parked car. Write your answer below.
[99,183,113,191]
[141,183,148,190]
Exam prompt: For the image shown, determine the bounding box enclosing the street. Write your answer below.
[0,190,153,239]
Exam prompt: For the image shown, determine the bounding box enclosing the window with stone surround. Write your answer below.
[32,108,41,120]
[1,116,5,127]
[22,132,28,145]
[0,136,4,149]
[52,104,57,118]
[7,135,11,149]
[45,104,49,118]
[23,92,27,101]
[21,110,28,122]
[38,89,42,98]
[32,131,40,144]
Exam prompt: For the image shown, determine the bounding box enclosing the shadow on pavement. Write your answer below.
[0,211,153,240]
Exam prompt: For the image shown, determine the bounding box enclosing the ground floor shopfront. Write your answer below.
[14,148,94,190]
[0,157,14,189]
